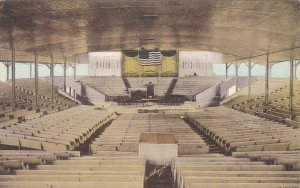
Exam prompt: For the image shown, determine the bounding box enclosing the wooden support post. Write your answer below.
[289,58,294,112]
[6,63,9,81]
[225,62,228,79]
[34,54,39,108]
[248,59,252,99]
[10,44,16,110]
[225,63,232,79]
[73,62,77,80]
[50,53,54,102]
[64,57,67,91]
[29,63,32,78]
[5,64,9,81]
[74,58,77,80]
[265,53,269,105]
[235,62,240,93]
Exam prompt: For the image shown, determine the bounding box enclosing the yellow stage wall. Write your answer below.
[122,53,178,77]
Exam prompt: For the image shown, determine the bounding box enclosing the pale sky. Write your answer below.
[0,61,297,81]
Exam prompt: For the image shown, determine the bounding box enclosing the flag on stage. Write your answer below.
[139,51,162,66]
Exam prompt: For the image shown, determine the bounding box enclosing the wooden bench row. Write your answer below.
[185,106,300,153]
[90,113,209,155]
[0,106,117,151]
[0,154,145,188]
[0,150,80,174]
[173,154,300,188]
[233,150,300,170]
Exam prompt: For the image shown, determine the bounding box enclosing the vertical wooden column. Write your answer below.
[289,58,294,112]
[10,43,16,110]
[248,59,252,99]
[8,27,16,110]
[34,54,39,108]
[6,63,10,81]
[64,57,67,92]
[225,62,228,79]
[29,63,32,78]
[73,55,77,80]
[235,61,240,93]
[225,63,232,79]
[265,54,269,105]
[50,53,54,102]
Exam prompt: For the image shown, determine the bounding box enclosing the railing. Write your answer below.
[117,102,183,107]
[165,78,177,96]
[57,88,82,104]
[121,77,131,90]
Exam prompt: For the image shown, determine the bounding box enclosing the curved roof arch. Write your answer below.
[0,0,299,64]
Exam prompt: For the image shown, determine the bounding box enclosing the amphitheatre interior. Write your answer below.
[1,0,300,188]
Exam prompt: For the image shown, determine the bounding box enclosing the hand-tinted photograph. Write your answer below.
[0,0,299,188]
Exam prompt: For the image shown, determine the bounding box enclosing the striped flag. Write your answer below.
[139,51,162,66]
[139,58,151,65]
[149,51,162,63]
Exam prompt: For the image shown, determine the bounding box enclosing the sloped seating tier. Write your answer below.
[0,154,145,188]
[0,80,78,127]
[127,77,174,97]
[77,76,225,101]
[79,76,129,97]
[90,113,209,155]
[0,150,80,174]
[224,79,300,128]
[185,106,300,153]
[233,150,300,170]
[173,154,300,188]
[234,78,289,96]
[0,106,116,151]
[172,76,223,98]
[15,79,78,108]
[0,81,50,122]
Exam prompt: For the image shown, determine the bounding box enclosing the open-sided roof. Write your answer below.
[0,0,299,64]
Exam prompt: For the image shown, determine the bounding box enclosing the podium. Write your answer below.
[147,82,154,98]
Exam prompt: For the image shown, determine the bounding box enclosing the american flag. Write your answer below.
[139,51,162,66]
